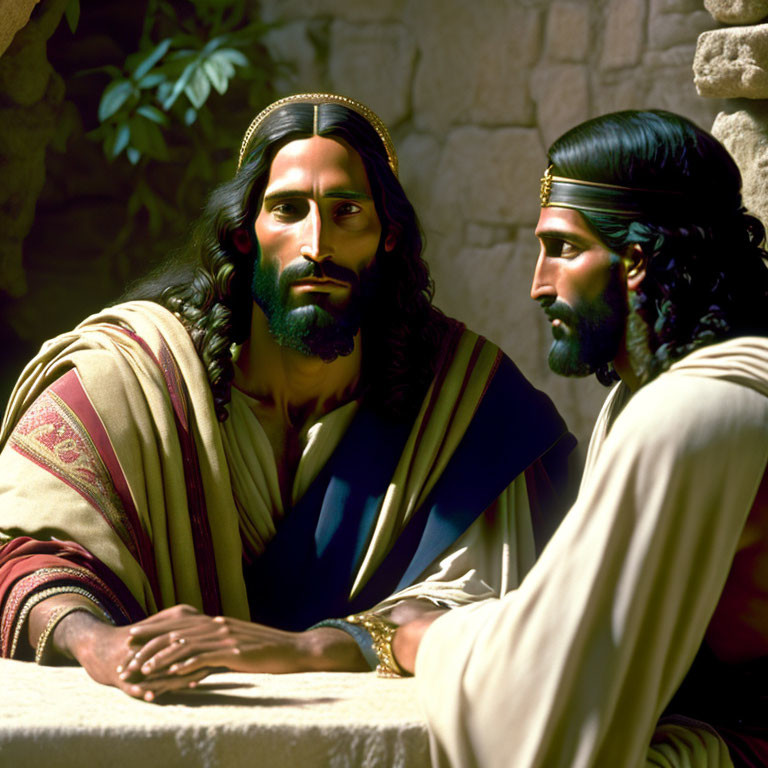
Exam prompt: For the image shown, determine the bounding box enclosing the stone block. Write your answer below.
[712,108,768,228]
[530,64,589,148]
[0,0,38,58]
[328,21,415,127]
[648,10,714,50]
[427,126,545,233]
[259,0,406,23]
[262,21,324,95]
[652,0,707,12]
[601,0,647,70]
[544,2,590,62]
[0,33,50,106]
[407,0,540,130]
[397,132,442,217]
[704,0,768,24]
[694,26,768,98]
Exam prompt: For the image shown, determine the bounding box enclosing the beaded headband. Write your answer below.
[237,93,399,176]
[540,165,685,215]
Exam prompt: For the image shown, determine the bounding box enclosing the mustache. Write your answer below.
[540,299,577,325]
[280,259,360,288]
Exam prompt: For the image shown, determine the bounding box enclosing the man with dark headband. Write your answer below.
[393,110,768,767]
[0,94,573,701]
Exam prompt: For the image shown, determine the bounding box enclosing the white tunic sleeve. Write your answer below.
[415,373,768,768]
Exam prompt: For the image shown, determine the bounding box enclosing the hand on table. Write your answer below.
[118,604,318,694]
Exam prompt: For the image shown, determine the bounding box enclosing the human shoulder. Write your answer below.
[610,338,768,461]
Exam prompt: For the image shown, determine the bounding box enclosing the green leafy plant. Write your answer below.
[83,0,275,242]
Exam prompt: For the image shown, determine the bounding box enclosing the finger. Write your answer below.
[165,646,244,677]
[126,626,216,674]
[118,667,211,702]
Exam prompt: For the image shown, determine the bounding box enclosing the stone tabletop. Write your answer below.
[0,658,430,768]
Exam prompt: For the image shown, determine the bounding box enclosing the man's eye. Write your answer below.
[271,201,304,219]
[335,201,362,217]
[560,242,580,257]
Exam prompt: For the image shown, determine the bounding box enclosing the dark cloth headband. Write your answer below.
[540,165,685,215]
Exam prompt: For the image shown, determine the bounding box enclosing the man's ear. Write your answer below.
[232,227,252,254]
[384,228,399,253]
[623,244,647,291]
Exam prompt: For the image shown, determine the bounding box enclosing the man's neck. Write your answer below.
[612,307,653,393]
[233,306,363,427]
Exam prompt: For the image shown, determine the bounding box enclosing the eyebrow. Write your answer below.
[263,189,373,204]
[535,229,592,249]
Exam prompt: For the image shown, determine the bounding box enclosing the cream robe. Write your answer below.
[416,337,768,768]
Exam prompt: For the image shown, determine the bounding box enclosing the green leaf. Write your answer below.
[216,48,249,67]
[98,80,134,122]
[208,50,235,79]
[137,105,169,125]
[126,147,141,165]
[112,123,131,157]
[200,35,227,56]
[129,115,169,160]
[64,0,80,33]
[161,60,198,109]
[184,107,197,125]
[202,57,228,95]
[132,38,173,81]
[76,64,124,79]
[137,72,166,89]
[184,66,211,109]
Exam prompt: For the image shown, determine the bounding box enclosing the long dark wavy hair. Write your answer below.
[124,101,451,421]
[548,109,768,385]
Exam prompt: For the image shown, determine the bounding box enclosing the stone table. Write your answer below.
[0,659,431,767]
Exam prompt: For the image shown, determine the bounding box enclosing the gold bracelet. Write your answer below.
[34,605,100,665]
[346,613,409,678]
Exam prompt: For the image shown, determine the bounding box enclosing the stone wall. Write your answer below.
[260,0,723,451]
[0,1,726,451]
[695,0,768,231]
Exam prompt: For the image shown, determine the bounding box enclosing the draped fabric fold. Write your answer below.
[416,336,768,768]
[0,301,572,657]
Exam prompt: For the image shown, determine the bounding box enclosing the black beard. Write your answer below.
[251,252,379,362]
[542,265,628,377]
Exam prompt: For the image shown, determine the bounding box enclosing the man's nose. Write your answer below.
[299,205,333,262]
[530,251,556,301]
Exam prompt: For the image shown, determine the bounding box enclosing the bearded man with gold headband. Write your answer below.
[0,94,573,700]
[393,110,768,767]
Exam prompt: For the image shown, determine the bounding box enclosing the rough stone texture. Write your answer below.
[428,127,544,233]
[329,21,415,127]
[0,0,38,57]
[704,0,768,24]
[649,10,714,50]
[694,26,768,98]
[262,21,325,96]
[259,0,406,24]
[0,0,67,296]
[544,1,591,62]
[601,0,647,69]
[712,108,768,226]
[407,0,540,131]
[531,64,590,148]
[6,0,727,452]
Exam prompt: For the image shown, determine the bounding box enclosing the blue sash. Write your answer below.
[244,353,572,630]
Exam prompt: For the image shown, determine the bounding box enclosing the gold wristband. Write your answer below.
[346,612,409,678]
[34,605,103,665]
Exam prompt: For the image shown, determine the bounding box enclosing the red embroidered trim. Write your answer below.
[9,389,139,562]
[1,566,128,657]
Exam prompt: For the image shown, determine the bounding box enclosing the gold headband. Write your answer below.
[237,93,399,176]
[540,165,684,215]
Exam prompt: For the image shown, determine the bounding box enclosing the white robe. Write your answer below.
[416,337,768,768]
